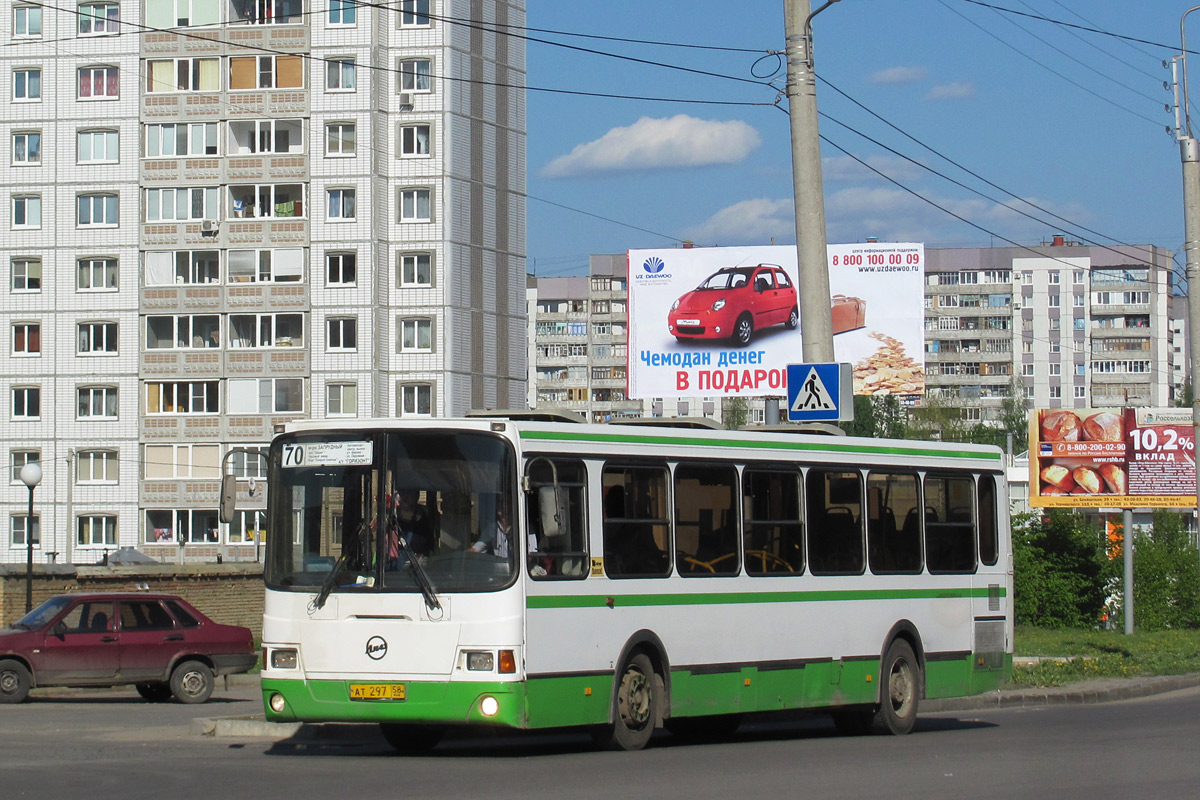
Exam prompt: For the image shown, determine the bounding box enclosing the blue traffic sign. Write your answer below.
[786,363,852,422]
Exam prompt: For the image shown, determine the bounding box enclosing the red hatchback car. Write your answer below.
[0,592,255,704]
[667,264,799,346]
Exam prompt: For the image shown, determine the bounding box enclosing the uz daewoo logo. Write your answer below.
[639,257,671,280]
[365,636,388,660]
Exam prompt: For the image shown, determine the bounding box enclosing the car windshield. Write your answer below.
[695,268,753,291]
[13,595,72,629]
[265,429,518,595]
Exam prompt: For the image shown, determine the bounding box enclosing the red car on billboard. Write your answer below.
[0,592,255,704]
[667,264,799,346]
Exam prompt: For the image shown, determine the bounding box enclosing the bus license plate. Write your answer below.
[349,683,405,701]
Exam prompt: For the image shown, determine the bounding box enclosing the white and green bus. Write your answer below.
[259,415,1011,751]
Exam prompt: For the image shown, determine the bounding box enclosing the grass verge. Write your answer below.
[1009,626,1200,687]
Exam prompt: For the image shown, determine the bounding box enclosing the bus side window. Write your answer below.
[674,462,738,577]
[525,458,588,580]
[925,474,977,573]
[806,469,864,575]
[978,474,999,566]
[743,468,804,575]
[866,471,922,574]
[602,463,671,579]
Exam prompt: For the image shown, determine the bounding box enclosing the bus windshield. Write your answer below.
[265,429,517,595]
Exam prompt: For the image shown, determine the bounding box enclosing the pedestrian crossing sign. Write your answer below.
[786,363,852,422]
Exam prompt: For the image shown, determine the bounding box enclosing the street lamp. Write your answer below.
[19,461,42,613]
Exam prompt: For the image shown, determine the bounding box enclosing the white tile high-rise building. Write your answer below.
[0,0,526,564]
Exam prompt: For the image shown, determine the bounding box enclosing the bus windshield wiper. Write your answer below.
[313,519,368,610]
[397,530,441,612]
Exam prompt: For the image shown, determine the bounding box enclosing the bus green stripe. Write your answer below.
[517,429,1001,463]
[527,586,1004,610]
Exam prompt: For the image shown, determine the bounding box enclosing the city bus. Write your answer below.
[257,414,1012,751]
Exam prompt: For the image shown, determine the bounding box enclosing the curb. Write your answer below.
[923,672,1200,712]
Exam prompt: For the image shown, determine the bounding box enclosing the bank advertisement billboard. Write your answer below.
[626,244,925,399]
[1030,407,1197,509]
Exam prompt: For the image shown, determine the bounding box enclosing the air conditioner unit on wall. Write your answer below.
[200,220,218,233]
[398,92,414,109]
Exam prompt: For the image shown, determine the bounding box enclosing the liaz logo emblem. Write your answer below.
[365,636,388,660]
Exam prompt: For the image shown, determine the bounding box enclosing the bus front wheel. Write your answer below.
[868,639,920,735]
[594,653,660,751]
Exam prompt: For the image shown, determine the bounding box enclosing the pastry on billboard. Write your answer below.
[1040,410,1081,442]
[1040,465,1075,491]
[1041,485,1069,496]
[1071,466,1102,494]
[1099,464,1127,494]
[1082,411,1123,442]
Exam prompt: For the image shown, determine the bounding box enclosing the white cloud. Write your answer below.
[542,115,761,178]
[823,154,925,184]
[925,82,976,101]
[869,66,928,85]
[683,198,796,245]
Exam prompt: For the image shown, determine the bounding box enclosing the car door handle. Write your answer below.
[100,636,117,643]
[164,634,184,641]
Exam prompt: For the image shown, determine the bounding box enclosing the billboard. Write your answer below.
[626,244,925,399]
[1029,407,1197,509]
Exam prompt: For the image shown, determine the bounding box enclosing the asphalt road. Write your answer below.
[2,682,1197,800]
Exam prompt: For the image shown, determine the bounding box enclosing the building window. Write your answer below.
[148,122,219,157]
[228,312,304,348]
[227,248,303,283]
[11,258,41,292]
[1049,386,1061,399]
[12,131,40,165]
[145,509,219,545]
[147,58,219,92]
[12,195,41,228]
[326,58,356,91]
[326,122,355,156]
[144,251,218,286]
[327,252,356,285]
[327,188,356,220]
[327,383,357,417]
[400,0,429,27]
[226,119,301,154]
[227,377,304,413]
[12,323,40,355]
[399,252,432,286]
[399,384,432,416]
[77,386,118,419]
[144,443,219,479]
[146,187,217,222]
[12,386,40,419]
[12,515,39,548]
[145,315,220,350]
[1049,363,1061,376]
[328,0,356,24]
[399,124,431,157]
[77,450,118,483]
[77,257,118,291]
[229,510,266,544]
[230,447,267,480]
[78,3,119,35]
[1074,386,1086,399]
[327,317,357,351]
[228,184,304,218]
[78,66,118,98]
[398,188,431,222]
[399,59,432,93]
[144,381,219,415]
[78,515,117,547]
[13,68,41,100]
[14,5,42,37]
[229,55,303,90]
[77,193,119,227]
[399,318,432,352]
[10,450,38,484]
[228,0,304,26]
[77,129,119,163]
[78,322,118,355]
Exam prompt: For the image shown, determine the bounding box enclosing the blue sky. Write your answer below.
[525,1,1193,278]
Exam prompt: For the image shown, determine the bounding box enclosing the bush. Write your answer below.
[1109,510,1200,631]
[1012,510,1107,628]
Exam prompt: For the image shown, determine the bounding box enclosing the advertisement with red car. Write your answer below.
[1029,407,1196,509]
[627,243,925,399]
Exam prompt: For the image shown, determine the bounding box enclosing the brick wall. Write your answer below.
[0,564,265,638]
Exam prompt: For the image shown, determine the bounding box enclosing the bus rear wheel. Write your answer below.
[868,639,920,735]
[593,653,660,751]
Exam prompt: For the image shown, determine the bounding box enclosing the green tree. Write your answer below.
[1108,510,1200,630]
[908,390,967,442]
[1012,510,1108,628]
[722,397,748,430]
[996,377,1030,454]
[842,395,907,439]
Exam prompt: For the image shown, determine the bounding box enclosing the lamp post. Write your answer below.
[1179,7,1200,621]
[19,461,42,613]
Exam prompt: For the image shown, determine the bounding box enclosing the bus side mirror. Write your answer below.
[219,474,238,523]
[538,485,567,543]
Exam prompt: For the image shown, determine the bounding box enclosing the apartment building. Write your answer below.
[0,0,526,565]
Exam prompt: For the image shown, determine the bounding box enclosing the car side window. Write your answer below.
[119,600,175,631]
[730,274,747,288]
[775,270,792,289]
[755,273,773,292]
[58,601,112,633]
[165,600,201,628]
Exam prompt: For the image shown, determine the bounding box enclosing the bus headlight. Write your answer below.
[480,696,499,717]
[270,648,298,669]
[465,651,494,671]
[269,693,287,713]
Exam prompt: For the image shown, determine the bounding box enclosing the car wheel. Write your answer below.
[169,660,214,704]
[786,306,799,329]
[136,681,173,703]
[0,659,31,704]
[733,314,754,347]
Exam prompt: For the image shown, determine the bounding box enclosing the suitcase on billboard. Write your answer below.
[831,294,866,334]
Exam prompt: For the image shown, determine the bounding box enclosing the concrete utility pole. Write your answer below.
[784,0,837,365]
[1178,7,1200,606]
